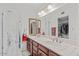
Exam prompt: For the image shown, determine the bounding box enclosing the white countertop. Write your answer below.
[28,35,79,56]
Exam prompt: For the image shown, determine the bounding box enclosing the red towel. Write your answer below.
[22,34,27,42]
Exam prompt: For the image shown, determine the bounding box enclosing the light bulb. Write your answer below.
[38,12,41,16]
[47,5,52,10]
[41,11,45,14]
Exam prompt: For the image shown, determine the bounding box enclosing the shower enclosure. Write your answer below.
[0,9,22,56]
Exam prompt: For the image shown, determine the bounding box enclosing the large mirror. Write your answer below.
[29,18,41,36]
[58,16,69,39]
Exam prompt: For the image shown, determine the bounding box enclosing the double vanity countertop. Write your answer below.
[28,35,79,56]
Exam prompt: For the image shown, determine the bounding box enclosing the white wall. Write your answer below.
[40,4,79,47]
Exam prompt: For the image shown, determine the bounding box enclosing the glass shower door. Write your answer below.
[0,10,22,56]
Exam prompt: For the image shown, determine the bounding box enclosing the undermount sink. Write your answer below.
[37,37,52,42]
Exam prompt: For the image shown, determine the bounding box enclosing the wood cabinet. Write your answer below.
[27,38,60,56]
[27,38,30,52]
[33,41,38,47]
[38,49,47,56]
[32,41,38,56]
[30,39,33,54]
[49,50,60,56]
[38,44,49,56]
[27,38,33,55]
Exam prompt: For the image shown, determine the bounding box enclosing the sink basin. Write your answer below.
[37,37,52,42]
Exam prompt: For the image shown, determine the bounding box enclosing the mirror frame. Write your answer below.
[29,18,41,36]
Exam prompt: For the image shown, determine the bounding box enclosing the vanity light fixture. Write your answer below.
[38,4,65,18]
[38,12,41,16]
[38,10,46,17]
[38,11,45,16]
[41,10,46,15]
[38,5,53,17]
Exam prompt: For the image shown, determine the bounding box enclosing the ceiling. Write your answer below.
[0,3,49,17]
[0,3,66,19]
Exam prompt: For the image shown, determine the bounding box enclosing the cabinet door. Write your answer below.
[33,46,38,52]
[27,38,30,52]
[33,41,38,47]
[32,41,38,56]
[29,39,33,54]
[27,38,33,55]
[38,44,49,55]
[27,42,30,52]
[38,50,47,56]
[33,50,37,56]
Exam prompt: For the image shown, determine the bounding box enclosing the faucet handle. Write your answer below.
[56,38,58,42]
[55,38,62,43]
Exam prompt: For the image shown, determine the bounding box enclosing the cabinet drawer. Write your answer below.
[33,41,38,47]
[38,50,47,56]
[38,44,49,55]
[33,50,37,56]
[49,50,60,56]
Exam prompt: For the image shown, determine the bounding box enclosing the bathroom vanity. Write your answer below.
[27,35,79,56]
[27,37,60,56]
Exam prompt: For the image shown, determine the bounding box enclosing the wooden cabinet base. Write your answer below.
[49,50,60,56]
[38,50,48,56]
[27,38,60,56]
